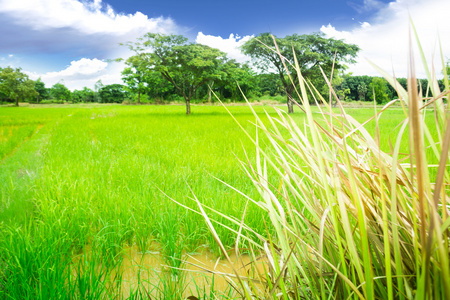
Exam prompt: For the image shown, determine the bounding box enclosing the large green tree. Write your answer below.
[242,32,359,113]
[0,67,37,106]
[123,33,228,114]
[50,82,71,102]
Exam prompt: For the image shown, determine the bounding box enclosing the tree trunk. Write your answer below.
[286,83,295,113]
[186,100,191,115]
[287,95,294,113]
[15,97,19,107]
[37,95,40,104]
[280,73,295,114]
[208,81,214,103]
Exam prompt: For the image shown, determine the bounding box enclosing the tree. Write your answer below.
[144,71,176,102]
[242,32,359,113]
[320,72,351,105]
[367,77,390,104]
[71,89,84,103]
[254,73,285,97]
[333,73,351,103]
[72,87,95,103]
[123,33,228,114]
[357,82,368,101]
[50,82,71,102]
[94,80,103,103]
[120,54,149,104]
[83,87,95,102]
[34,78,48,103]
[72,88,92,103]
[217,61,256,101]
[0,67,37,106]
[341,75,372,100]
[99,84,128,103]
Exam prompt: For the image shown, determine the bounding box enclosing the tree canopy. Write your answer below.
[34,78,48,103]
[121,53,151,104]
[99,84,129,103]
[242,32,360,112]
[72,87,95,103]
[122,33,230,114]
[50,82,71,101]
[0,67,37,106]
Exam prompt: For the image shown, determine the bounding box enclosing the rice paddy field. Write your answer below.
[0,103,441,298]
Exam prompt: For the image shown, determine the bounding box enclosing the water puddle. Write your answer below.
[118,244,267,298]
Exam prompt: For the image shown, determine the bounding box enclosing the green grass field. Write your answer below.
[0,103,439,298]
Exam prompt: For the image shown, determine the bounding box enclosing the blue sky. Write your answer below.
[105,0,392,38]
[0,0,448,90]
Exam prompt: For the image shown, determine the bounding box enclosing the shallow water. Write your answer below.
[118,244,267,298]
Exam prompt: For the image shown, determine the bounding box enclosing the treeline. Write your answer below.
[1,66,447,107]
[1,31,449,111]
[0,67,131,105]
[330,74,447,104]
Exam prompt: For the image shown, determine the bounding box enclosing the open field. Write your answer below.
[0,103,442,298]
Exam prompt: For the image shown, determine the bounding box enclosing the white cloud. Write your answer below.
[45,58,107,78]
[196,32,253,64]
[27,58,124,90]
[0,0,178,89]
[321,0,450,78]
[0,0,177,36]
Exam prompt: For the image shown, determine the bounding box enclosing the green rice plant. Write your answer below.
[91,218,131,268]
[0,222,74,299]
[132,215,156,253]
[193,26,450,299]
[157,206,188,276]
[186,273,236,299]
[148,268,188,299]
[0,124,38,160]
[72,250,120,299]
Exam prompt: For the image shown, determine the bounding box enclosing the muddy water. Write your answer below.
[119,244,267,297]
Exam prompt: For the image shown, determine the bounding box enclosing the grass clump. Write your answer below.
[195,27,450,299]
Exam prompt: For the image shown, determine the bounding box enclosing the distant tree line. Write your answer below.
[328,74,447,105]
[1,35,449,111]
[0,67,130,105]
